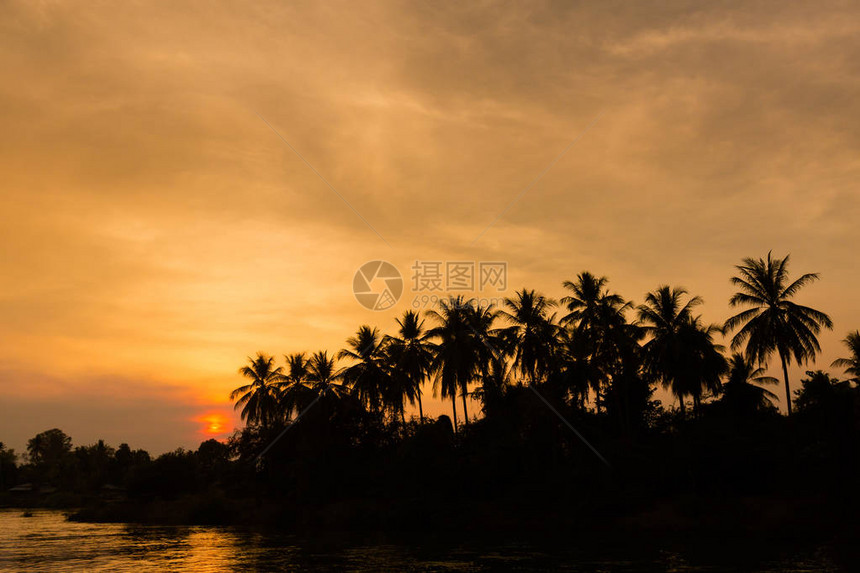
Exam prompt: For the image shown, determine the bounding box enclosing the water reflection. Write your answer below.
[0,509,846,572]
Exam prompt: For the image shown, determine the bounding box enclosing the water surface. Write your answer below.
[0,509,846,571]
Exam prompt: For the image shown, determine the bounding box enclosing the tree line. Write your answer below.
[231,252,857,438]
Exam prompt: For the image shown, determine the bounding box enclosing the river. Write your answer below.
[0,509,847,571]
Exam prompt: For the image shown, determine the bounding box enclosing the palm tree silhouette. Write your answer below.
[561,272,628,329]
[427,296,500,430]
[462,299,502,421]
[474,353,512,414]
[638,286,716,417]
[385,310,434,424]
[338,326,391,416]
[675,317,727,415]
[724,252,833,415]
[831,331,860,383]
[230,353,286,430]
[500,288,560,385]
[306,350,348,401]
[280,352,314,418]
[427,297,472,431]
[719,353,779,415]
[561,272,632,412]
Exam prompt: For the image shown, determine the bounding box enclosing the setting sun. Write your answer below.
[195,412,231,438]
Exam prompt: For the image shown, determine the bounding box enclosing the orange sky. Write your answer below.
[1,1,859,454]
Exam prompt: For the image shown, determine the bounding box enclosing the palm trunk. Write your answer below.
[451,395,458,432]
[461,389,469,425]
[417,391,425,424]
[678,397,686,419]
[780,353,793,416]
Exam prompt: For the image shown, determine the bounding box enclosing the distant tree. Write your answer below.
[831,330,860,383]
[196,438,231,479]
[115,443,133,466]
[114,443,151,467]
[136,448,199,499]
[724,252,833,415]
[0,442,18,490]
[230,353,286,430]
[27,428,72,466]
[74,440,115,488]
[26,428,74,487]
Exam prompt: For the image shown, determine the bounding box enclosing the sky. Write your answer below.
[1,0,859,455]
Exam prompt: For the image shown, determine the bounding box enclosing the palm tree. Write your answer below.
[230,352,286,430]
[674,317,728,414]
[385,310,435,423]
[638,286,712,417]
[724,252,833,415]
[286,352,309,381]
[561,272,628,330]
[338,326,391,416]
[831,331,860,383]
[500,288,560,385]
[601,320,648,430]
[427,296,500,430]
[719,353,779,415]
[553,329,596,410]
[474,353,512,415]
[462,299,503,421]
[280,352,314,418]
[306,350,348,401]
[561,272,632,411]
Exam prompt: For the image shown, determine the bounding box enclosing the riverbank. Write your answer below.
[64,489,858,544]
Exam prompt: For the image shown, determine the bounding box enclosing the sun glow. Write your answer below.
[195,411,231,437]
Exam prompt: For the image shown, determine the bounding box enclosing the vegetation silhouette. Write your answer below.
[229,353,286,431]
[724,252,833,415]
[3,253,859,548]
[832,330,860,383]
[717,353,779,416]
[384,310,434,424]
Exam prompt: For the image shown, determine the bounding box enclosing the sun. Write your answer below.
[194,411,231,437]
